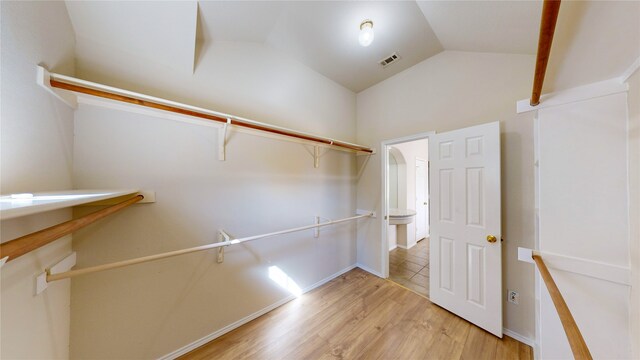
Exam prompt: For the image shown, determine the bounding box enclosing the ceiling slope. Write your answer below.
[197,1,286,43]
[63,1,639,95]
[544,0,640,92]
[265,1,443,92]
[65,1,198,74]
[417,1,542,55]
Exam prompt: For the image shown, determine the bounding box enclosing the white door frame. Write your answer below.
[415,156,429,241]
[380,131,435,278]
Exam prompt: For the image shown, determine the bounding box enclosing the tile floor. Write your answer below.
[388,237,429,297]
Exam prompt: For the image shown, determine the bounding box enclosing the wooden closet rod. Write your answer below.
[46,212,373,282]
[49,79,373,154]
[530,0,561,106]
[0,195,143,263]
[533,254,592,359]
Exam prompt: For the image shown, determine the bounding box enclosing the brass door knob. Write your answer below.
[487,235,497,243]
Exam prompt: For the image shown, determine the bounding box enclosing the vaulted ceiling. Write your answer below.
[65,1,198,74]
[64,1,639,93]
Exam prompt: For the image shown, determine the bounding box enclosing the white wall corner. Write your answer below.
[356,263,384,278]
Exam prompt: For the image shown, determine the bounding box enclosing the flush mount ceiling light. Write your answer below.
[358,19,374,47]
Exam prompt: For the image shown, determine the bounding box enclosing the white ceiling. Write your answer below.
[64,1,640,94]
[417,1,542,55]
[65,1,198,74]
[197,1,443,92]
[544,0,640,92]
[197,1,286,44]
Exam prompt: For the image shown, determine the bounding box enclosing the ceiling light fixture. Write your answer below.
[359,19,374,47]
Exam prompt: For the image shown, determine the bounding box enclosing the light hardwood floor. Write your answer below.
[389,238,430,297]
[180,268,532,360]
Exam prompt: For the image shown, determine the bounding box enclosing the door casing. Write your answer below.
[380,131,434,278]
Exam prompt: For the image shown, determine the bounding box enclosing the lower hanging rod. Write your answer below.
[46,212,373,282]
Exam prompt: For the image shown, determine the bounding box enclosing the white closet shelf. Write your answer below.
[0,189,145,220]
[36,66,375,155]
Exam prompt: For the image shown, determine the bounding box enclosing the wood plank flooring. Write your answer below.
[180,268,532,360]
[389,238,430,297]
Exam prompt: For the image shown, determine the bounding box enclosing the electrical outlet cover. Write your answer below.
[508,290,520,304]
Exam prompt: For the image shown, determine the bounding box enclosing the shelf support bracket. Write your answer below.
[217,230,231,263]
[314,146,320,168]
[36,252,76,295]
[218,118,231,161]
[36,65,77,108]
[314,216,331,238]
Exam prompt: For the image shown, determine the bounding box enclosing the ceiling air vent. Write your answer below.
[379,52,400,68]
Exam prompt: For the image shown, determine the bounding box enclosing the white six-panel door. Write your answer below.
[429,121,502,337]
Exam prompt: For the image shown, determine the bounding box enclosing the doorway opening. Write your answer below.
[382,133,431,298]
[380,122,502,336]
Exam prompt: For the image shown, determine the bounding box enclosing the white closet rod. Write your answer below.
[46,212,373,282]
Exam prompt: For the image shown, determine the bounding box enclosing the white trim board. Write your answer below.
[516,79,629,113]
[518,247,631,286]
[159,264,358,360]
[503,328,535,348]
[619,56,640,83]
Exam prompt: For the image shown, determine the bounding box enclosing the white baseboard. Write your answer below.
[356,263,384,278]
[503,328,535,348]
[159,264,358,360]
[160,264,530,360]
[395,243,417,250]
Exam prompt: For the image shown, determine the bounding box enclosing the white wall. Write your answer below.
[0,1,76,358]
[356,50,537,339]
[75,39,355,140]
[626,69,639,360]
[69,39,358,358]
[536,91,631,358]
[390,139,428,249]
